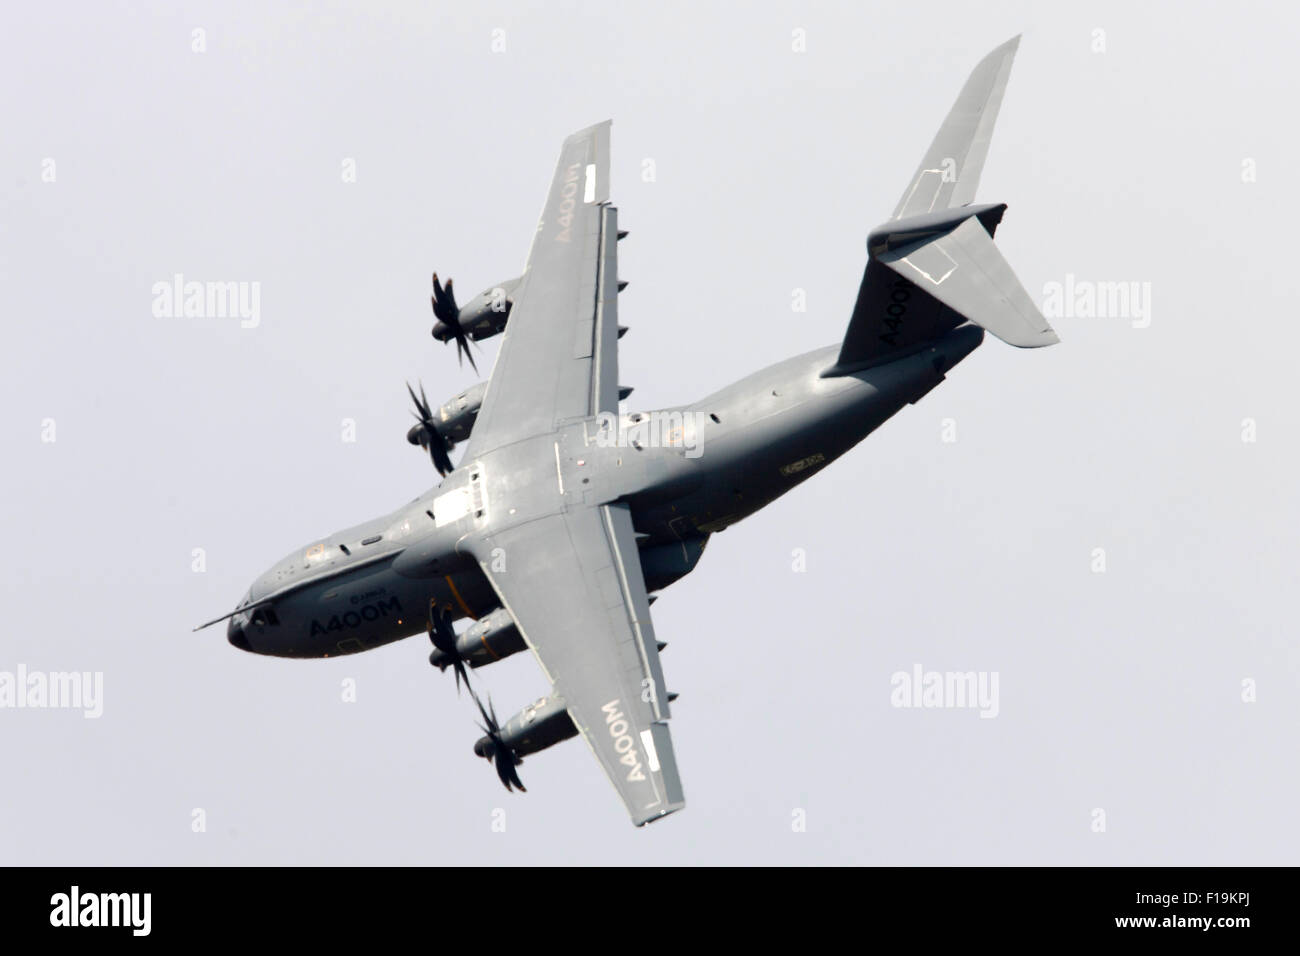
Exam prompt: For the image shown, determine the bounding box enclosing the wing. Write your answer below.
[463,121,621,459]
[471,503,685,826]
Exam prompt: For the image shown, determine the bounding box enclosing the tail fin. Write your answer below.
[893,35,1020,220]
[828,37,1056,375]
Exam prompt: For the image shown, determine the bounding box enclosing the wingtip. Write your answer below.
[634,802,685,827]
[1015,327,1061,348]
[982,34,1021,63]
[565,118,613,144]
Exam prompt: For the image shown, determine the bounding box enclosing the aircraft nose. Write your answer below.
[227,617,254,652]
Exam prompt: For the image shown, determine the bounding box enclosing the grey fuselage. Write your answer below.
[227,324,983,657]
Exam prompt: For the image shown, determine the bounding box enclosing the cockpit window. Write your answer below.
[361,535,382,546]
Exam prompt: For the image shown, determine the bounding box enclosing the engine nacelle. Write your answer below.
[638,536,709,592]
[473,694,577,759]
[431,276,523,343]
[408,379,626,453]
[428,605,525,671]
[405,380,487,452]
[434,380,487,445]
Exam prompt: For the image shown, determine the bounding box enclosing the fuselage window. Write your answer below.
[361,535,382,546]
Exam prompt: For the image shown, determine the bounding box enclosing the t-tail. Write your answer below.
[826,35,1057,377]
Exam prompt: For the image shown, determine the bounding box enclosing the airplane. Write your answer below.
[195,36,1058,826]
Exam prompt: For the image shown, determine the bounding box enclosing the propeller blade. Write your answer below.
[428,432,454,477]
[429,273,479,373]
[431,273,458,320]
[456,336,479,374]
[406,381,455,477]
[427,604,469,694]
[472,693,526,793]
[405,381,426,418]
[495,750,526,793]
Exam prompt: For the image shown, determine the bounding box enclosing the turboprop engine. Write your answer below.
[405,379,487,453]
[431,275,523,345]
[427,605,525,671]
[473,694,578,763]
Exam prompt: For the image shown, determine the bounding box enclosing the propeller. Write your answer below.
[406,381,455,477]
[472,693,526,793]
[427,603,470,695]
[430,273,478,373]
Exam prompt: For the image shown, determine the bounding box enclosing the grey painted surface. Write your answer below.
[3,1,1298,863]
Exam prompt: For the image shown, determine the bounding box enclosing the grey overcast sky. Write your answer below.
[3,0,1298,864]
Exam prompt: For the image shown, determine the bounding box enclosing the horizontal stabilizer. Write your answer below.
[879,215,1058,348]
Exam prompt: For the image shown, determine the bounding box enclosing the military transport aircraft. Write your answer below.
[196,37,1057,825]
